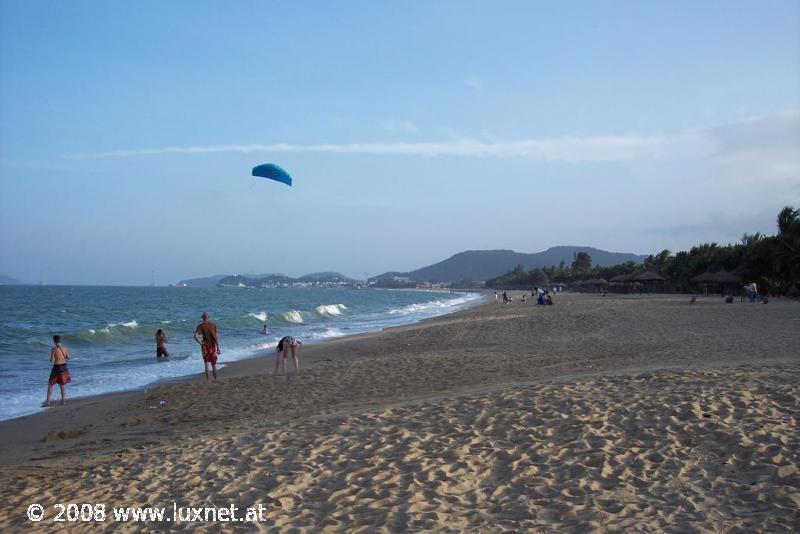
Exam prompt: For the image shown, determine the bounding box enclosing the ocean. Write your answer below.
[0,286,482,421]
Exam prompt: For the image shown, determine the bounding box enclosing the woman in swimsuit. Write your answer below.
[44,335,71,406]
[275,335,302,375]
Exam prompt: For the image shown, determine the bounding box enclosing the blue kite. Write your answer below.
[252,163,292,187]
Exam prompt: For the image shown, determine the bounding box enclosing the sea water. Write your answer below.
[0,286,482,421]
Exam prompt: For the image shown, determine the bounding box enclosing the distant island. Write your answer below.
[171,274,229,288]
[172,246,645,290]
[0,275,23,285]
[173,272,358,288]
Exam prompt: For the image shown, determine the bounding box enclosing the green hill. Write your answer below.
[372,247,646,284]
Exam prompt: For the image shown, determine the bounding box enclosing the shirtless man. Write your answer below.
[44,335,71,406]
[194,311,220,381]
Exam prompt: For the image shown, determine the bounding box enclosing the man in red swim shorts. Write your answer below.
[194,311,220,381]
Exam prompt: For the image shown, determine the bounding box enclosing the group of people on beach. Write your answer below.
[44,311,304,407]
[495,288,554,305]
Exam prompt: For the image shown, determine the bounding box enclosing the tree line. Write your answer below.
[485,206,800,295]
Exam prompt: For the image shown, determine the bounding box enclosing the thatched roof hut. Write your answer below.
[634,271,666,282]
[690,270,743,284]
[573,278,607,292]
[609,273,635,283]
[582,278,608,285]
[691,269,744,296]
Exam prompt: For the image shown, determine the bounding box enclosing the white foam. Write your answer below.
[224,339,280,358]
[311,328,345,339]
[281,311,304,323]
[108,320,138,329]
[315,304,347,317]
[0,291,484,421]
[388,296,474,316]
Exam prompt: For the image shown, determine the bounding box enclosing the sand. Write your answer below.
[0,292,798,531]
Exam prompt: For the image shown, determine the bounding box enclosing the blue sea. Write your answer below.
[0,286,482,421]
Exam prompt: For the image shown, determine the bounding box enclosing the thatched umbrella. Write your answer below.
[607,273,636,293]
[608,273,636,293]
[691,270,743,296]
[587,278,608,292]
[609,274,632,283]
[573,278,607,292]
[690,270,743,284]
[633,271,666,282]
[631,271,665,294]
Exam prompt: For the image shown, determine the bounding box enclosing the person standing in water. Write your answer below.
[275,336,302,375]
[194,311,220,381]
[155,329,170,359]
[262,317,269,335]
[44,335,71,406]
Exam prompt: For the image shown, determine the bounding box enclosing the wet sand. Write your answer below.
[1,292,798,531]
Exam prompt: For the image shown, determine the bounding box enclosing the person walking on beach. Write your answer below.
[194,311,220,381]
[44,335,71,406]
[155,329,170,359]
[275,336,302,375]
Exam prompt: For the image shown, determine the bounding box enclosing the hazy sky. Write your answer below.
[1,1,798,285]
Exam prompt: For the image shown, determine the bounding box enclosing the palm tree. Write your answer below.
[777,206,799,235]
[572,252,592,273]
[775,206,800,291]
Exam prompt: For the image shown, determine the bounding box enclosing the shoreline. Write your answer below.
[1,291,796,461]
[0,293,488,459]
[1,292,798,530]
[0,290,485,425]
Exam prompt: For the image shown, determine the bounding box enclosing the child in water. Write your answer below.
[156,329,170,359]
[44,335,71,406]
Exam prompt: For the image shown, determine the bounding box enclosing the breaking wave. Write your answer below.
[310,327,345,339]
[388,296,471,316]
[247,312,269,322]
[314,304,347,317]
[279,310,305,324]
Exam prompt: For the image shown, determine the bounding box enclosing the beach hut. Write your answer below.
[609,272,645,293]
[633,271,666,282]
[577,278,608,293]
[632,271,665,294]
[691,270,743,296]
[609,273,633,283]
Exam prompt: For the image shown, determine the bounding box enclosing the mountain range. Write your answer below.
[371,246,646,284]
[175,246,646,287]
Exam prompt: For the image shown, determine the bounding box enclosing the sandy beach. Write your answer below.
[0,292,798,531]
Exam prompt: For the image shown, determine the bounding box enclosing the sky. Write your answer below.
[1,1,798,285]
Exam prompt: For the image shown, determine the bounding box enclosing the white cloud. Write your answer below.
[69,112,800,175]
[702,111,800,185]
[70,134,712,161]
[464,76,484,90]
[382,119,420,134]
